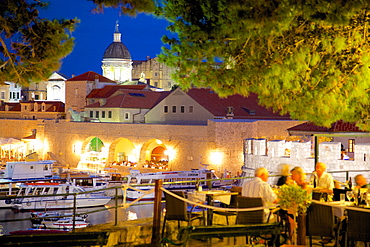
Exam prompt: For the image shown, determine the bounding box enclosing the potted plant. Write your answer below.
[277,184,311,245]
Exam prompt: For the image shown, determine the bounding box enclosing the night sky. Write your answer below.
[41,0,171,78]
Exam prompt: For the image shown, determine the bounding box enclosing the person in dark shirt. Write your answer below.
[276,163,291,186]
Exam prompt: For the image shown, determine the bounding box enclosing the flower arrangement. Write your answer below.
[277,184,312,245]
[278,184,311,215]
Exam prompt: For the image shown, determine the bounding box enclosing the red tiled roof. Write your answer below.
[85,90,170,109]
[287,120,365,133]
[87,85,148,99]
[186,88,290,119]
[66,71,115,83]
[0,103,19,111]
[0,101,64,112]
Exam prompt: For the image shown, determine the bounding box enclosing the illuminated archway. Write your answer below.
[141,139,170,169]
[108,138,137,166]
[77,136,107,171]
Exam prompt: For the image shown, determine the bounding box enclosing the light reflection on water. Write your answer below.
[0,199,160,234]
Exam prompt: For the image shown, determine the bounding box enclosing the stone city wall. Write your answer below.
[0,119,302,176]
[244,139,370,184]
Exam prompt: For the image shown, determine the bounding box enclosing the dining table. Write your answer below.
[187,190,239,226]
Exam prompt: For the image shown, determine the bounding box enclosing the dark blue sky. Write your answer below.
[41,0,171,78]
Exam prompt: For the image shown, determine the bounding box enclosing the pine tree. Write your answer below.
[0,0,77,86]
[157,0,370,129]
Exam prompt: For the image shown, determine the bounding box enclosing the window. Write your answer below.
[1,92,4,99]
[102,111,106,118]
[90,111,93,118]
[16,92,19,99]
[154,82,158,87]
[95,111,99,118]
[124,112,130,120]
[108,111,112,118]
[172,106,176,113]
[75,88,78,95]
[35,83,39,90]
[348,139,355,152]
[189,105,194,113]
[180,105,185,113]
[164,105,168,113]
[35,95,39,100]
[155,72,158,77]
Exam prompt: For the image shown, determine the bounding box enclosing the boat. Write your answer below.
[9,228,69,235]
[0,160,57,208]
[10,182,111,211]
[30,211,87,225]
[40,217,90,229]
[123,168,221,201]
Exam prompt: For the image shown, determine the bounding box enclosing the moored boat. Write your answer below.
[41,217,90,229]
[123,168,221,201]
[10,182,111,211]
[9,228,69,235]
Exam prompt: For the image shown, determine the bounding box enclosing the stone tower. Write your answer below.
[101,22,132,83]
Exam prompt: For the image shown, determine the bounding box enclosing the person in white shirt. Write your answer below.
[242,167,278,222]
[311,162,334,193]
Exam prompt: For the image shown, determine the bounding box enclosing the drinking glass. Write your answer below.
[340,194,345,205]
[346,191,354,202]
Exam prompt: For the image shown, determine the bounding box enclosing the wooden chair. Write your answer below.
[236,196,279,245]
[161,191,205,239]
[306,202,335,247]
[236,196,265,224]
[346,209,370,247]
[213,186,242,224]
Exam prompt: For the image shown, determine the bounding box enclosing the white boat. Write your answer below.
[124,169,221,201]
[0,160,58,208]
[10,182,111,211]
[41,217,90,229]
[30,211,88,225]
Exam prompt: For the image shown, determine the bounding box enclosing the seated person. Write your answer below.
[276,163,292,186]
[290,166,310,191]
[242,167,278,222]
[354,174,368,189]
[310,162,334,193]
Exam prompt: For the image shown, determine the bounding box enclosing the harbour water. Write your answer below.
[0,199,157,234]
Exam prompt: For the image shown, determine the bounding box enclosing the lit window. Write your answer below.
[348,139,355,152]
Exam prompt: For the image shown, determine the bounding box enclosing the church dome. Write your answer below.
[103,42,131,60]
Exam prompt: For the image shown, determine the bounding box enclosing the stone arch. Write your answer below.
[108,138,136,165]
[140,139,169,169]
[77,136,107,171]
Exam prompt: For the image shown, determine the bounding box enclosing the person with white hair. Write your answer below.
[242,167,278,222]
[311,162,334,193]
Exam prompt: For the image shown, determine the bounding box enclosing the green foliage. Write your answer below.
[156,0,370,130]
[88,0,155,15]
[277,184,311,215]
[0,0,77,86]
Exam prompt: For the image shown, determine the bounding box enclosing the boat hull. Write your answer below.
[12,196,111,211]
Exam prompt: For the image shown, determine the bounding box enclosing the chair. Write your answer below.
[312,192,328,202]
[306,202,335,247]
[346,209,370,246]
[236,196,264,225]
[213,186,242,225]
[161,191,205,239]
